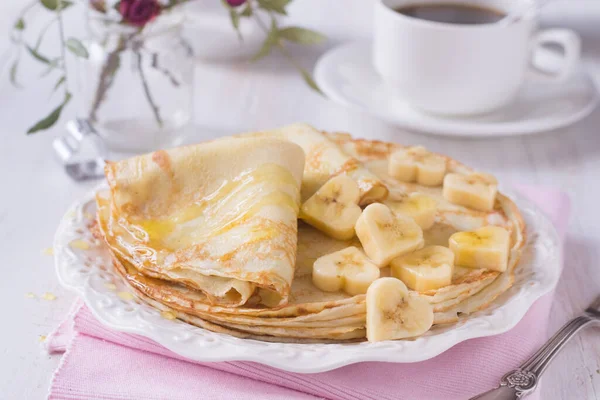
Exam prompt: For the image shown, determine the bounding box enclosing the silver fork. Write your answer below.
[470,296,600,399]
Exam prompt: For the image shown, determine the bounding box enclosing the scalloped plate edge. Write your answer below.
[53,185,561,373]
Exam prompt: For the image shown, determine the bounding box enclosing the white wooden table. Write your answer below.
[0,1,599,398]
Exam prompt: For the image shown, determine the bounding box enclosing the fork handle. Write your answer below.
[470,314,599,399]
[518,315,596,376]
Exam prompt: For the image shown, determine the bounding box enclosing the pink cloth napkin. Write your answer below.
[47,186,570,400]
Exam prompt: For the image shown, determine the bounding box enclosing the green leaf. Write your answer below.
[27,92,71,134]
[240,3,253,17]
[26,45,51,64]
[278,27,326,45]
[9,60,22,88]
[15,19,25,31]
[66,38,89,58]
[229,9,240,33]
[257,0,290,15]
[40,0,73,11]
[164,0,185,9]
[39,62,58,77]
[41,0,58,9]
[221,0,242,39]
[301,69,323,95]
[252,18,279,61]
[52,76,66,92]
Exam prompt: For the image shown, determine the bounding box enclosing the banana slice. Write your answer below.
[366,277,434,342]
[312,247,380,296]
[355,203,424,267]
[391,246,454,292]
[449,226,510,272]
[388,146,447,186]
[300,175,362,240]
[442,172,498,212]
[384,193,438,230]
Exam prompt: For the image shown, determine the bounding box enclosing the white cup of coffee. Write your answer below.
[373,0,581,116]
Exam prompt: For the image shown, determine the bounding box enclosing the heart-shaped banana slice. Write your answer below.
[391,245,454,292]
[300,175,362,240]
[442,172,498,212]
[388,146,447,187]
[449,226,510,272]
[366,277,434,342]
[312,246,380,296]
[384,193,438,230]
[355,203,424,267]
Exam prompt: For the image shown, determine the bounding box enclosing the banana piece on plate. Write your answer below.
[388,146,447,186]
[312,246,380,296]
[384,193,438,230]
[355,203,424,267]
[442,172,498,212]
[391,245,454,292]
[300,175,362,240]
[366,277,434,342]
[449,226,510,272]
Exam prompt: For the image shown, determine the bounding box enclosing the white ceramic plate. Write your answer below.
[55,186,560,373]
[314,41,599,138]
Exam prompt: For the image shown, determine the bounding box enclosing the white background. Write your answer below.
[0,0,599,398]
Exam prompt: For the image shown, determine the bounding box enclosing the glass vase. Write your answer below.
[76,13,193,153]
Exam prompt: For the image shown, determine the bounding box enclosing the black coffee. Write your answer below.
[394,3,505,25]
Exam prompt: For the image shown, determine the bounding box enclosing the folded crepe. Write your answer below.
[98,136,305,307]
[245,123,389,205]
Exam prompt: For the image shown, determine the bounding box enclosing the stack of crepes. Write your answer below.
[95,124,525,342]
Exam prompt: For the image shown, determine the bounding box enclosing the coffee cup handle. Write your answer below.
[529,29,581,83]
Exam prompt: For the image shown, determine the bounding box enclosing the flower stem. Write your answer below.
[136,50,163,128]
[253,11,317,88]
[56,1,69,94]
[34,17,58,50]
[89,35,127,123]
[150,53,179,87]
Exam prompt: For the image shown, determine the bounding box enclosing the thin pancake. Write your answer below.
[95,131,526,342]
[138,291,364,343]
[245,124,389,205]
[101,137,305,307]
[103,196,522,331]
[327,132,519,297]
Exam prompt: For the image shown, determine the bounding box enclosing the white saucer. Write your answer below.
[314,41,599,137]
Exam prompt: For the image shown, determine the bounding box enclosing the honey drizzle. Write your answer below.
[120,163,299,251]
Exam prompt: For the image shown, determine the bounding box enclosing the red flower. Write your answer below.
[119,0,161,27]
[226,0,247,7]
